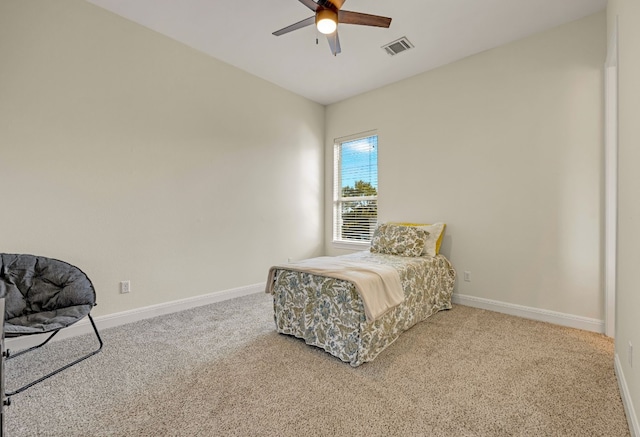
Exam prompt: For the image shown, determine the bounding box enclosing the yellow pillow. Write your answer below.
[392,222,446,256]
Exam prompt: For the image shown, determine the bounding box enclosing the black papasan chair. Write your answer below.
[0,253,103,398]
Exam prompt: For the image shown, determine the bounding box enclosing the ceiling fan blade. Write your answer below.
[327,31,341,56]
[298,0,319,12]
[338,10,392,28]
[273,16,315,36]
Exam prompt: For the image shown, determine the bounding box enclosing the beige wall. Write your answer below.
[326,13,606,320]
[0,0,325,316]
[608,0,640,431]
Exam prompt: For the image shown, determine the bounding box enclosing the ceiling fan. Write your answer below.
[272,0,392,56]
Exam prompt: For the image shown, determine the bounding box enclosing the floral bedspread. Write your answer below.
[270,251,456,367]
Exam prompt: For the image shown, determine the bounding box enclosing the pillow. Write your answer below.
[370,223,429,257]
[392,222,446,257]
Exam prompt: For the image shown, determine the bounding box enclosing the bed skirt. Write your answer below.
[270,251,456,367]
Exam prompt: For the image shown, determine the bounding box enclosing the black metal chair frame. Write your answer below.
[1,298,6,437]
[4,313,103,397]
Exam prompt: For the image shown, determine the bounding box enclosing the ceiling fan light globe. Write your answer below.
[316,9,338,34]
[317,18,336,34]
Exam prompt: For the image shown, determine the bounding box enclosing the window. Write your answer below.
[333,132,378,245]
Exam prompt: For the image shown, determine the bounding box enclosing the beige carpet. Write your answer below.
[3,293,630,436]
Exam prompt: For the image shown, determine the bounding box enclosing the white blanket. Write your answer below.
[266,256,404,322]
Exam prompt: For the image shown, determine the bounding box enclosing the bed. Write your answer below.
[266,223,456,367]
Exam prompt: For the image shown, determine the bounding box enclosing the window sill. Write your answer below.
[331,240,371,251]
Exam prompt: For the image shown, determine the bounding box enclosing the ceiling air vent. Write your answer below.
[382,37,414,56]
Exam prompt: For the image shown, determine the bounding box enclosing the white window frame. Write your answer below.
[332,130,378,250]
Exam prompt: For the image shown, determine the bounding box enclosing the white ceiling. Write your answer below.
[86,0,607,105]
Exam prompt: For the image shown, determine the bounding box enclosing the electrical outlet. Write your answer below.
[629,342,633,367]
[464,271,471,282]
[120,280,131,294]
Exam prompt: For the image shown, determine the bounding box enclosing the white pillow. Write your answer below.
[411,223,445,257]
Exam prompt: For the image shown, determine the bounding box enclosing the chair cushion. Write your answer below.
[0,254,96,336]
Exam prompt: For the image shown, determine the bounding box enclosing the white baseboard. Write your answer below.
[451,293,605,334]
[615,353,639,437]
[5,282,266,350]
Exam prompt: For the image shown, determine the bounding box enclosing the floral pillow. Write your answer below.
[370,223,430,257]
[390,222,446,257]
